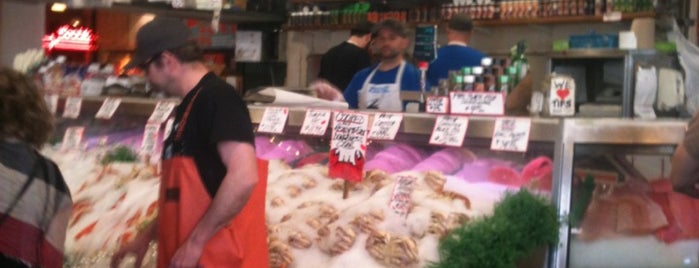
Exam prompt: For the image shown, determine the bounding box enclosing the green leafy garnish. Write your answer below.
[430,189,560,268]
[101,146,138,165]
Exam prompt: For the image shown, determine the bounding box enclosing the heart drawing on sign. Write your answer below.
[556,88,569,100]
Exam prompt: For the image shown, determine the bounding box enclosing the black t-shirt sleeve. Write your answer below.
[205,87,255,146]
[356,49,371,73]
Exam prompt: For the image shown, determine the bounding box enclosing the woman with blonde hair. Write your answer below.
[0,67,72,268]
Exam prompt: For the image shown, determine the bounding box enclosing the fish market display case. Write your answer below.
[552,119,696,268]
[248,105,562,267]
[47,96,565,267]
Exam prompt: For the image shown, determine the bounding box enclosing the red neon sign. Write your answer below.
[42,25,98,52]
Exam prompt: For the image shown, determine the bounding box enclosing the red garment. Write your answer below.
[157,158,269,268]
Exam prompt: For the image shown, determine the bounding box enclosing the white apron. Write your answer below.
[358,61,405,112]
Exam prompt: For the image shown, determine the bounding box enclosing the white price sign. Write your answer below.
[140,123,161,155]
[300,109,331,136]
[490,117,531,152]
[45,94,59,115]
[61,126,84,151]
[449,92,504,115]
[257,107,289,134]
[148,101,176,124]
[429,115,469,147]
[329,111,369,182]
[62,97,82,118]
[95,97,122,119]
[549,76,575,116]
[426,96,449,114]
[163,118,175,140]
[603,11,622,22]
[368,113,402,140]
[388,174,417,216]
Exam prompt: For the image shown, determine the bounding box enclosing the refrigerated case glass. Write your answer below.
[46,99,561,267]
[249,106,560,267]
[553,119,697,268]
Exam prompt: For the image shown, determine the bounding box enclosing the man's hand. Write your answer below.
[310,80,344,102]
[110,224,155,268]
[168,239,205,268]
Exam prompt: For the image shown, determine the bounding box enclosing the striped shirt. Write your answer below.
[0,140,72,268]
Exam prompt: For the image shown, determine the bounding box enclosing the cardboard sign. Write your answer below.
[45,94,59,114]
[426,96,449,114]
[429,115,469,147]
[450,92,505,115]
[140,123,160,155]
[329,111,369,182]
[549,76,575,116]
[388,174,417,216]
[300,109,331,136]
[491,117,532,152]
[163,118,175,140]
[368,113,402,140]
[62,97,82,118]
[603,11,622,22]
[257,107,289,134]
[95,97,122,119]
[148,101,176,124]
[61,126,84,151]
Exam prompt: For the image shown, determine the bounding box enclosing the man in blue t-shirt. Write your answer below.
[426,13,486,86]
[343,19,426,111]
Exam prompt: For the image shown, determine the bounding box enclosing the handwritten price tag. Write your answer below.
[603,11,622,22]
[368,113,402,140]
[44,94,59,115]
[95,97,122,119]
[140,123,161,155]
[148,101,176,124]
[61,126,84,151]
[329,111,369,182]
[426,96,449,114]
[450,92,504,115]
[388,174,417,216]
[300,109,331,136]
[429,115,469,147]
[257,107,289,134]
[549,76,575,116]
[491,117,531,152]
[163,118,175,140]
[62,97,82,118]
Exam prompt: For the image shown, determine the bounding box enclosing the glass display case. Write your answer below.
[248,106,561,267]
[551,118,696,268]
[47,97,562,267]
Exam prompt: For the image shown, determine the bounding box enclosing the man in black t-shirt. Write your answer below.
[111,17,267,268]
[318,21,374,91]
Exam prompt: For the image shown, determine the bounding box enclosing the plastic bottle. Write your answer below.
[473,76,485,92]
[452,75,464,92]
[418,61,429,111]
[499,75,510,96]
[463,75,475,91]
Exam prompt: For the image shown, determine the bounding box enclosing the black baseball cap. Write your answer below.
[125,17,191,69]
[372,19,409,38]
[448,13,474,32]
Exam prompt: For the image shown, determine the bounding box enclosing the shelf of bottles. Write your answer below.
[285,0,656,31]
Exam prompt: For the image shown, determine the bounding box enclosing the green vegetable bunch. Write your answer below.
[101,146,138,165]
[431,189,560,268]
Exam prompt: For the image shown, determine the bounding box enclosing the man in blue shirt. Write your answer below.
[426,13,486,86]
[343,19,426,111]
